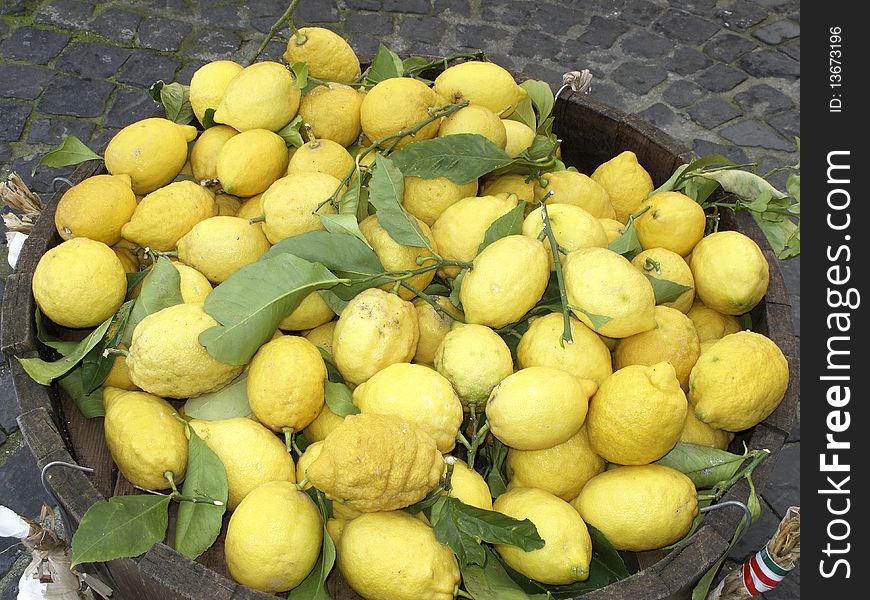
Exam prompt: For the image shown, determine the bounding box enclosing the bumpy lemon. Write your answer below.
[563,247,657,338]
[402,176,479,226]
[690,230,770,315]
[261,173,340,244]
[189,417,296,510]
[590,150,655,222]
[189,60,244,123]
[216,128,290,198]
[177,216,270,284]
[121,181,216,251]
[493,487,592,584]
[522,203,608,268]
[283,27,361,83]
[127,303,244,398]
[353,363,463,453]
[481,173,536,202]
[307,413,443,512]
[279,291,335,331]
[303,320,337,355]
[572,464,698,551]
[503,119,536,156]
[32,238,126,329]
[214,61,300,132]
[360,77,441,148]
[690,331,789,431]
[434,60,521,116]
[359,214,438,300]
[460,235,550,329]
[413,296,463,366]
[599,217,626,243]
[635,191,707,257]
[103,388,187,489]
[103,349,138,391]
[54,174,137,245]
[632,248,696,313]
[338,511,459,600]
[190,125,238,181]
[516,313,613,384]
[686,300,743,342]
[487,366,597,450]
[446,460,493,510]
[331,288,419,386]
[173,262,212,304]
[298,83,363,147]
[587,362,687,465]
[225,481,322,593]
[434,323,513,412]
[438,104,507,149]
[535,170,616,220]
[287,138,355,181]
[680,410,734,450]
[506,425,605,501]
[105,118,197,194]
[614,306,701,391]
[247,336,327,432]
[303,402,344,443]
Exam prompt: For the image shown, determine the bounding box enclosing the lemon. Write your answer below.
[522,203,608,268]
[331,288,419,386]
[353,363,463,453]
[686,300,743,342]
[635,191,707,257]
[214,61,300,132]
[586,362,687,465]
[572,464,697,551]
[516,313,613,384]
[535,170,616,219]
[503,119,536,156]
[690,331,789,431]
[599,217,626,243]
[614,306,701,391]
[188,60,243,123]
[402,176,479,226]
[438,104,507,149]
[338,511,460,600]
[189,417,296,510]
[283,27,361,83]
[112,245,139,273]
[446,460,492,510]
[104,118,197,195]
[632,248,696,313]
[360,77,441,148]
[506,425,605,501]
[175,216,270,285]
[214,193,241,216]
[32,238,127,329]
[127,303,244,398]
[434,323,513,412]
[173,262,212,304]
[225,481,322,593]
[261,172,340,244]
[103,348,138,391]
[303,320,337,355]
[434,61,521,116]
[303,402,344,443]
[307,413,443,512]
[690,231,770,315]
[563,247,657,338]
[190,125,238,181]
[487,366,597,450]
[216,128,290,198]
[590,150,655,222]
[247,336,327,432]
[121,181,216,252]
[295,441,323,488]
[358,214,438,300]
[287,138,355,181]
[103,388,187,489]
[460,235,550,329]
[298,83,363,147]
[235,192,265,223]
[279,291,335,331]
[413,296,462,366]
[54,174,137,245]
[431,194,519,277]
[680,410,734,450]
[493,487,592,584]
[481,173,536,202]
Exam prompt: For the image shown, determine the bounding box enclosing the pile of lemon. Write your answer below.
[29,26,790,599]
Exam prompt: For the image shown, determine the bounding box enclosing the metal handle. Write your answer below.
[700,499,753,545]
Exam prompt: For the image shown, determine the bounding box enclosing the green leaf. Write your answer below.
[524,134,558,162]
[122,257,183,346]
[462,547,550,600]
[650,164,689,196]
[35,308,79,356]
[654,443,747,489]
[506,94,537,130]
[174,428,228,560]
[319,213,370,246]
[570,307,612,332]
[390,134,516,184]
[126,270,148,296]
[483,437,509,497]
[449,268,467,309]
[183,372,251,420]
[34,135,102,176]
[520,80,555,129]
[643,275,693,305]
[81,300,135,395]
[319,289,349,316]
[324,380,359,416]
[369,154,434,251]
[160,82,194,125]
[753,212,800,259]
[607,218,642,260]
[786,172,800,203]
[288,521,334,600]
[276,115,305,148]
[680,175,721,205]
[289,61,309,89]
[366,44,405,84]
[200,254,342,365]
[71,494,171,567]
[338,168,366,219]
[57,367,105,418]
[201,108,217,129]
[697,169,788,202]
[478,202,526,253]
[318,347,344,384]
[18,316,113,385]
[148,80,165,103]
[402,55,431,73]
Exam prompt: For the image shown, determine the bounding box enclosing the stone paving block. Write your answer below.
[434,0,469,15]
[346,0,381,10]
[453,23,504,51]
[758,443,799,518]
[0,27,71,65]
[346,34,380,57]
[719,119,792,151]
[0,65,54,101]
[183,28,243,61]
[0,21,9,41]
[688,97,741,129]
[0,103,31,143]
[89,127,121,154]
[734,83,795,116]
[399,16,443,45]
[36,74,115,119]
[654,9,720,43]
[779,38,799,61]
[662,79,704,108]
[55,41,133,79]
[768,111,799,142]
[9,155,76,194]
[116,50,182,87]
[34,0,94,29]
[692,138,749,164]
[619,0,666,26]
[703,32,758,63]
[664,46,712,76]
[175,60,208,85]
[584,82,629,111]
[696,63,748,92]
[619,29,673,60]
[26,116,96,146]
[636,103,679,130]
[347,12,395,36]
[87,7,142,44]
[511,31,561,60]
[104,89,162,129]
[666,0,716,9]
[738,48,800,79]
[297,0,340,22]
[0,0,32,15]
[753,19,799,44]
[576,16,630,49]
[137,15,193,52]
[611,61,667,95]
[716,1,769,31]
[0,143,11,166]
[0,436,55,519]
[384,0,430,14]
[527,3,586,34]
[197,3,249,30]
[482,1,532,26]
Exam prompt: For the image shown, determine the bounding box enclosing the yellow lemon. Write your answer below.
[121,181,216,251]
[680,410,734,450]
[446,459,492,510]
[261,172,340,244]
[522,203,608,268]
[599,217,626,243]
[402,176,479,226]
[438,104,507,149]
[360,77,441,148]
[481,173,536,202]
[590,150,655,222]
[216,128,290,197]
[283,27,361,83]
[434,61,521,116]
[517,313,612,384]
[173,262,212,304]
[503,119,536,156]
[54,174,137,245]
[176,216,270,283]
[686,300,743,342]
[302,402,344,443]
[413,296,463,366]
[303,320,337,355]
[279,291,335,331]
[214,61,300,132]
[189,60,244,124]
[690,230,770,315]
[190,125,238,181]
[535,170,616,219]
[103,348,138,391]
[359,214,438,300]
[632,248,696,313]
[298,83,363,147]
[287,138,355,181]
[635,191,707,257]
[214,193,241,216]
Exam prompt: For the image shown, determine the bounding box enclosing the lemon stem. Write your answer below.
[456,590,474,599]
[399,281,465,323]
[710,449,770,502]
[456,431,472,451]
[466,414,489,469]
[249,0,303,65]
[248,215,266,224]
[282,427,295,453]
[539,200,574,346]
[102,347,128,358]
[443,457,456,493]
[295,478,309,492]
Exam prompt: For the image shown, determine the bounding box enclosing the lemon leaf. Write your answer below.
[654,442,747,489]
[570,306,612,331]
[482,437,509,497]
[324,380,359,417]
[318,289,348,316]
[288,520,335,600]
[317,347,344,384]
[183,373,252,420]
[697,169,788,202]
[320,213,369,247]
[478,201,526,253]
[448,268,467,309]
[57,367,105,419]
[461,547,550,600]
[276,115,305,148]
[520,80,555,127]
[34,135,102,176]
[506,94,536,130]
[607,219,642,260]
[122,257,183,346]
[390,133,515,184]
[201,108,217,129]
[34,308,79,356]
[18,315,113,385]
[369,154,434,251]
[81,299,135,394]
[289,61,308,89]
[643,275,693,305]
[159,82,194,125]
[366,43,404,84]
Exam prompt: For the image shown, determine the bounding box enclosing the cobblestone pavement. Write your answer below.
[0,1,799,598]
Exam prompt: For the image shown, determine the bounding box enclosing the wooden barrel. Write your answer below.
[1,90,798,600]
